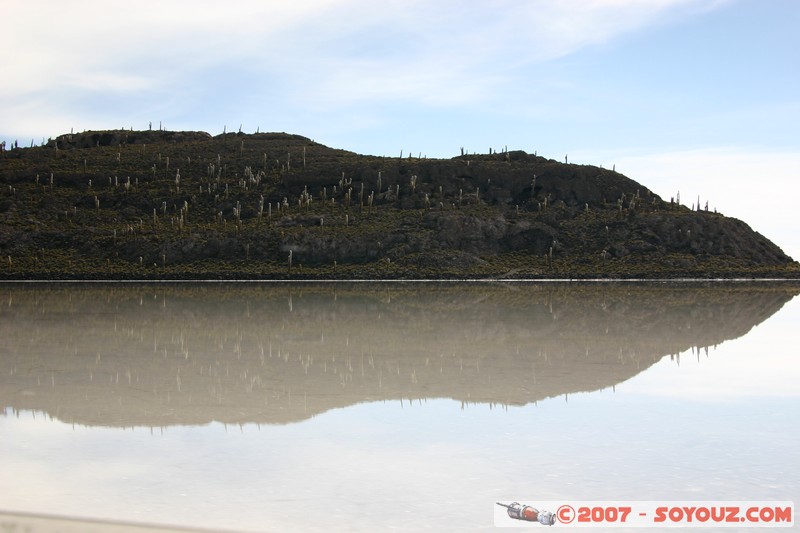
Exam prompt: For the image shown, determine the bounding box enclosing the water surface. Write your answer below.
[1,282,798,531]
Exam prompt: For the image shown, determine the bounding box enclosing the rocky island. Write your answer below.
[1,129,796,279]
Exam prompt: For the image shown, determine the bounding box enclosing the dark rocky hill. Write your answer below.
[0,129,796,279]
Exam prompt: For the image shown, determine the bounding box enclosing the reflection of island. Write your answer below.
[1,282,797,427]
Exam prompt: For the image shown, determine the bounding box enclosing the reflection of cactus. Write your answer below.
[3,283,795,425]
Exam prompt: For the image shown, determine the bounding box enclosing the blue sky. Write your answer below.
[2,0,798,259]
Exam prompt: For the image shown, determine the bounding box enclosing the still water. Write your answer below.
[1,282,798,532]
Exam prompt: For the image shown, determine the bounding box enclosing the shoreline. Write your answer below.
[3,277,800,285]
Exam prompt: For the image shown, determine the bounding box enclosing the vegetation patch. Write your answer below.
[1,129,797,279]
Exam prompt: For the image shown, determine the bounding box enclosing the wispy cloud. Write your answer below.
[0,0,727,138]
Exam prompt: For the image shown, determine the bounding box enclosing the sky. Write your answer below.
[1,0,799,259]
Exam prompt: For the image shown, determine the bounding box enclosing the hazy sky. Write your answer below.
[2,0,798,259]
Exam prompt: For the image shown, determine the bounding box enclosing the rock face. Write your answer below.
[278,213,552,264]
[0,129,796,278]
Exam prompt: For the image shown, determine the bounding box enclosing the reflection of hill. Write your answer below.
[1,282,797,427]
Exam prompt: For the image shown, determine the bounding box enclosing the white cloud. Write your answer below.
[1,0,729,139]
[273,0,731,107]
